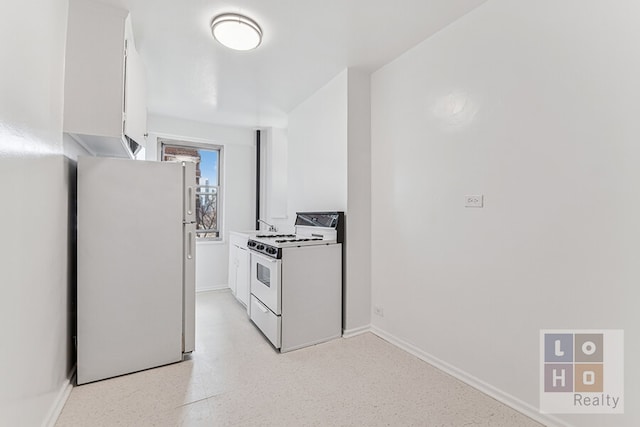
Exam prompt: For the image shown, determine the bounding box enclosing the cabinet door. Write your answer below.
[235,247,250,306]
[124,37,147,146]
[64,0,127,138]
[228,244,238,295]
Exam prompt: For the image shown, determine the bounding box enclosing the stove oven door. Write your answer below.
[250,251,282,315]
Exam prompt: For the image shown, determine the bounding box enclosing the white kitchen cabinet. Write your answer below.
[228,232,252,309]
[235,247,250,307]
[228,243,239,296]
[63,0,147,158]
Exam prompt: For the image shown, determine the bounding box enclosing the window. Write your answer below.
[160,139,222,240]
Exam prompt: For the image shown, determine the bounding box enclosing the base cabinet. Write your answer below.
[228,233,251,309]
[228,244,239,296]
[235,247,249,306]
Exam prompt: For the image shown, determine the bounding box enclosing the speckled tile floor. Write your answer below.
[56,290,542,426]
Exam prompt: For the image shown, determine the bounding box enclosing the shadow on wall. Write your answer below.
[66,157,78,376]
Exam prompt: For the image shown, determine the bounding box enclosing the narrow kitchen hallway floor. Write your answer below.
[56,290,542,426]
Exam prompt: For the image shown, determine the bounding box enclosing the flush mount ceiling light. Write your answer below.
[211,13,262,51]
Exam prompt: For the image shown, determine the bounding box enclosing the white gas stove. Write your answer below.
[248,212,342,257]
[247,212,344,352]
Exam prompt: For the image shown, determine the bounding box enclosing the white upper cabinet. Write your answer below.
[63,0,147,158]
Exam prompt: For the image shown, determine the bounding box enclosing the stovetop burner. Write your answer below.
[255,234,296,239]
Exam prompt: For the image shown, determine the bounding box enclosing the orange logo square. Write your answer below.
[575,363,603,392]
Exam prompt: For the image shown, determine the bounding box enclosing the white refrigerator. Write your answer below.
[77,156,196,385]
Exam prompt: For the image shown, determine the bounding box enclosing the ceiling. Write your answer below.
[97,0,487,128]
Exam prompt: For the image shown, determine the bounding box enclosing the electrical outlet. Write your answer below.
[465,194,484,208]
[373,306,384,317]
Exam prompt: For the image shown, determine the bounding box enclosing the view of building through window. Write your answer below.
[161,141,221,239]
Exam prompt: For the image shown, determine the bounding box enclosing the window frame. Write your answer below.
[158,137,224,242]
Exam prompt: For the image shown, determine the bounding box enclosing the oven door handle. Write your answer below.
[253,252,280,264]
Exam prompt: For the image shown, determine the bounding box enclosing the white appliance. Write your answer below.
[77,156,196,385]
[248,212,343,352]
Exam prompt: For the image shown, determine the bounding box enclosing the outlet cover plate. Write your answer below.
[465,195,483,208]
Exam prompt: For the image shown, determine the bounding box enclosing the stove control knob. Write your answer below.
[256,244,265,250]
[267,247,276,255]
[248,241,256,247]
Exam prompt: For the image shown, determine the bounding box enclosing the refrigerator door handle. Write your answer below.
[187,187,194,216]
[187,230,194,259]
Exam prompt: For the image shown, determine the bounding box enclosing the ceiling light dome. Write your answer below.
[211,13,262,51]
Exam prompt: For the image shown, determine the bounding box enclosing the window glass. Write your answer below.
[257,264,271,287]
[161,141,222,240]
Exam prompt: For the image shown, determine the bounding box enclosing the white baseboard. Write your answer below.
[370,327,571,427]
[196,285,229,293]
[44,365,76,427]
[342,324,371,338]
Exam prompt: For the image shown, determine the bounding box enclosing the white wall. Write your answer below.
[345,69,372,333]
[286,69,371,333]
[370,1,639,426]
[259,127,289,232]
[0,1,74,426]
[286,70,349,227]
[63,133,92,161]
[146,115,256,291]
